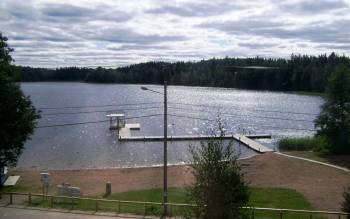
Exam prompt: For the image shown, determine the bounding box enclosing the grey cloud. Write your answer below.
[316,44,350,51]
[108,44,169,51]
[41,4,91,17]
[238,42,279,49]
[199,18,350,44]
[0,0,38,20]
[147,2,244,17]
[278,0,348,14]
[85,27,187,44]
[4,2,133,23]
[198,19,286,33]
[40,3,133,23]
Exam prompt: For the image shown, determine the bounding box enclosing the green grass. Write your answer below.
[108,187,187,203]
[249,187,311,209]
[0,185,37,193]
[24,187,327,218]
[278,136,328,153]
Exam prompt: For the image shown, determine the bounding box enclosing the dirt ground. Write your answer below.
[9,152,350,211]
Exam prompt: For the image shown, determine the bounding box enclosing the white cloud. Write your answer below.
[0,0,350,67]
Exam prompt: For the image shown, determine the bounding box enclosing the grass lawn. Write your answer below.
[282,151,350,170]
[23,187,327,218]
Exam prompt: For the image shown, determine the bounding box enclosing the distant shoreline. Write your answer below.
[20,81,325,97]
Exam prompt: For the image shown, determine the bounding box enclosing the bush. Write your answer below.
[278,136,329,152]
[342,186,350,219]
[187,121,250,219]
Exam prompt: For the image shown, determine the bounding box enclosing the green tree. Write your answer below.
[187,120,249,219]
[315,65,350,153]
[0,33,40,185]
[0,33,14,78]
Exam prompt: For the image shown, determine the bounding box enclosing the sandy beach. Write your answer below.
[10,152,350,211]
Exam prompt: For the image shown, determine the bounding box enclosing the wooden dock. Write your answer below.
[118,134,270,141]
[118,132,272,153]
[233,134,273,153]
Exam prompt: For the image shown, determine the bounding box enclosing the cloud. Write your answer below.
[147,2,244,17]
[41,4,91,18]
[278,0,348,14]
[40,3,133,23]
[107,44,169,51]
[0,0,350,67]
[85,27,187,44]
[238,42,280,49]
[198,18,350,44]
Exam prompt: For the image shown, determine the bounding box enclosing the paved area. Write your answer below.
[0,206,152,219]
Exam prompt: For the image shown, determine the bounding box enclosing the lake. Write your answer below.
[18,82,324,170]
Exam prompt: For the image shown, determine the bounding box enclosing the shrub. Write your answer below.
[278,136,328,152]
[187,120,249,219]
[342,186,350,219]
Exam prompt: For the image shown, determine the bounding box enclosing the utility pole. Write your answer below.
[163,80,168,217]
[140,82,168,217]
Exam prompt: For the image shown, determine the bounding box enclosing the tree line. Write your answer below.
[15,53,350,92]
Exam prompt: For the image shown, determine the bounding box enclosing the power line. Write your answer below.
[41,106,163,116]
[37,100,318,117]
[36,114,163,128]
[168,101,319,116]
[168,114,318,132]
[168,106,315,123]
[38,101,163,110]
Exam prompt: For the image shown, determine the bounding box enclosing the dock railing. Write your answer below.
[1,192,349,218]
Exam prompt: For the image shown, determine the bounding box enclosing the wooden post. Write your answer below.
[280,210,283,219]
[144,203,147,216]
[251,209,255,219]
[28,193,31,205]
[117,118,120,136]
[95,200,99,212]
[163,80,168,217]
[105,182,111,196]
[50,196,54,208]
[169,204,173,218]
[70,197,74,210]
[117,201,121,214]
[9,193,13,205]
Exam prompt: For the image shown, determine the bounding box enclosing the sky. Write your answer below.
[1,0,350,68]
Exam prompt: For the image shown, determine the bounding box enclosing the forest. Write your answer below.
[15,53,350,92]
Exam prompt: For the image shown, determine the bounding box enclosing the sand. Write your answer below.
[10,152,350,211]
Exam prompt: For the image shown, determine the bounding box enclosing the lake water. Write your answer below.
[18,82,324,170]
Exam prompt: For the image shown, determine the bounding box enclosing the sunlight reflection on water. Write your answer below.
[17,82,323,170]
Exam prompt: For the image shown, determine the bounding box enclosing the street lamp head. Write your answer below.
[141,86,149,91]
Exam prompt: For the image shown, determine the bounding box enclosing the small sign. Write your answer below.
[40,172,51,185]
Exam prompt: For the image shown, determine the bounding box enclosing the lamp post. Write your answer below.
[141,81,168,216]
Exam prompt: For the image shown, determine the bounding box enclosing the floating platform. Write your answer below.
[119,123,141,138]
